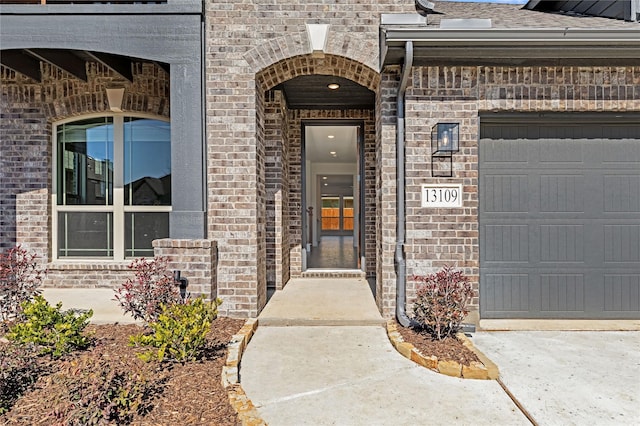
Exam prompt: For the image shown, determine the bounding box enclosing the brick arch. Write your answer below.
[40,62,170,123]
[256,54,379,93]
[244,30,379,75]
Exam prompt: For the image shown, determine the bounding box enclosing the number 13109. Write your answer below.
[421,184,463,208]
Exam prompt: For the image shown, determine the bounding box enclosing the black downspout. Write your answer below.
[395,41,417,328]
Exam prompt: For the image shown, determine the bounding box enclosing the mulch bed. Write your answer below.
[3,317,245,426]
[395,322,480,366]
[4,318,484,425]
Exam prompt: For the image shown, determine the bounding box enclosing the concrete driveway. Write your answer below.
[471,331,640,426]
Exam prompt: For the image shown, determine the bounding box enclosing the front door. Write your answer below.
[302,121,364,270]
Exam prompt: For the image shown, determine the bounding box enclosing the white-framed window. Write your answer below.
[53,114,171,261]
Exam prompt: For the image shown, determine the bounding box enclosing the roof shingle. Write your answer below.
[430,1,639,29]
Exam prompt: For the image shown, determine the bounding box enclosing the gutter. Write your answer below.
[382,27,640,44]
[380,26,640,66]
[395,41,417,328]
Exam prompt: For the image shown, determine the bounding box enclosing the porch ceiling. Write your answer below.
[0,48,168,82]
[276,75,374,110]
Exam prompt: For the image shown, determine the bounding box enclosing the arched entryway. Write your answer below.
[255,54,379,295]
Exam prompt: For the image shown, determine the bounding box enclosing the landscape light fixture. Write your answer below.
[431,123,460,177]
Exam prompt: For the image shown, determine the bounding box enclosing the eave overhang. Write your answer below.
[381,26,640,68]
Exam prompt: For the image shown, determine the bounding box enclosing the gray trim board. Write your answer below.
[0,0,201,15]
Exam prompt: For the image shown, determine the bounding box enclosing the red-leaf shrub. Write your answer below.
[411,265,473,340]
[0,246,46,327]
[114,257,181,323]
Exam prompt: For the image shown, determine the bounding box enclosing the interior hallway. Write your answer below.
[307,235,358,269]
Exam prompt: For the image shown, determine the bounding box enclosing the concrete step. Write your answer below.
[301,269,366,279]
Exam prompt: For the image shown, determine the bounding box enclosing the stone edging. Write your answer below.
[222,318,267,426]
[386,319,499,380]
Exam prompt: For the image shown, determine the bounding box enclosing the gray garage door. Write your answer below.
[480,117,640,319]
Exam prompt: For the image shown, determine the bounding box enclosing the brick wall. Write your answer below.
[205,0,415,317]
[264,90,291,290]
[153,239,218,302]
[378,65,640,318]
[1,62,170,284]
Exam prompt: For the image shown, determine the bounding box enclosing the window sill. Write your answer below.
[47,261,131,271]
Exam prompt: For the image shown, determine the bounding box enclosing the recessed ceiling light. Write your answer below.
[329,151,337,155]
[327,83,340,90]
[327,135,335,139]
[324,183,328,186]
[322,176,327,180]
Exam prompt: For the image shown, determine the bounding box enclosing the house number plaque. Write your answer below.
[421,184,463,208]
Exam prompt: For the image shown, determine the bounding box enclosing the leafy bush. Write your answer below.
[7,295,92,358]
[114,257,182,323]
[45,354,159,425]
[0,245,46,327]
[0,343,40,414]
[130,296,221,363]
[412,265,473,340]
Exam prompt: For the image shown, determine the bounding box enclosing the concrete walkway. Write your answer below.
[472,331,640,425]
[42,288,141,324]
[259,278,385,326]
[240,278,528,425]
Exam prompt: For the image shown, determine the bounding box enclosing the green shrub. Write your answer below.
[130,296,221,363]
[7,295,92,358]
[412,265,473,340]
[45,354,159,425]
[0,342,40,414]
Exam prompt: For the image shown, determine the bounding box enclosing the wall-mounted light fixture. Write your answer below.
[431,122,459,177]
[105,86,125,112]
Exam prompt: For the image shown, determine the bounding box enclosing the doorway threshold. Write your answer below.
[302,269,365,278]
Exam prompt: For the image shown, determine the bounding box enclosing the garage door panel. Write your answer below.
[481,140,530,165]
[603,175,640,212]
[539,174,585,212]
[539,224,585,263]
[482,224,529,262]
[482,273,530,313]
[482,174,529,212]
[540,274,585,312]
[480,119,640,319]
[604,225,640,263]
[601,128,640,163]
[604,275,640,312]
[539,138,586,164]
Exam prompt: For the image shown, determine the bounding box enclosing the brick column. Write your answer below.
[153,239,218,302]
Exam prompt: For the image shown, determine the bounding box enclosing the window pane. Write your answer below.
[321,197,340,231]
[57,118,113,205]
[124,118,171,206]
[343,196,354,231]
[125,212,169,258]
[58,212,113,257]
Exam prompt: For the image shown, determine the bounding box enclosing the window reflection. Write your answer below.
[55,115,170,259]
[124,118,171,206]
[57,118,113,206]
